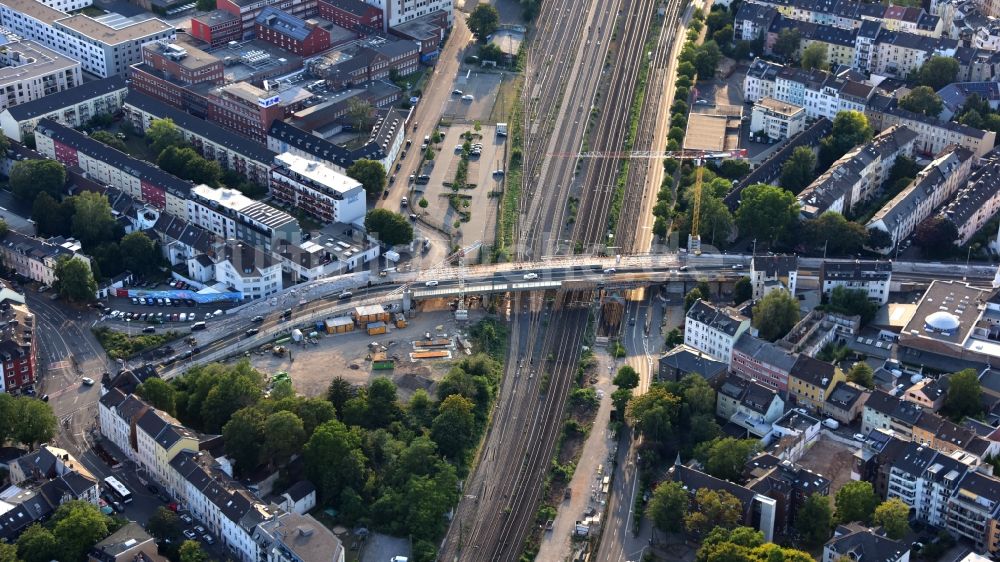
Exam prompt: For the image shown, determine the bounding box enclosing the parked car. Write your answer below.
[81,377,94,386]
[183,530,197,540]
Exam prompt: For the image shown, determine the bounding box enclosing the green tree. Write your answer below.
[467,4,500,40]
[51,500,110,562]
[196,363,264,433]
[178,540,208,562]
[873,498,910,539]
[137,378,177,414]
[263,410,306,466]
[347,99,374,132]
[685,287,706,312]
[31,192,74,237]
[835,481,878,524]
[327,376,356,417]
[734,276,752,304]
[847,362,874,389]
[0,543,17,562]
[914,215,958,258]
[10,159,66,202]
[689,194,734,245]
[146,507,182,544]
[346,159,387,198]
[752,289,799,341]
[647,481,689,533]
[614,365,639,390]
[16,524,59,562]
[366,377,401,429]
[0,393,17,446]
[696,437,759,481]
[900,86,944,117]
[945,368,983,421]
[735,183,799,245]
[694,41,723,77]
[90,130,127,152]
[867,227,893,251]
[804,211,867,255]
[182,156,222,187]
[147,118,184,153]
[819,111,873,168]
[796,494,833,547]
[801,42,828,70]
[706,9,733,34]
[827,286,878,325]
[685,488,744,537]
[221,407,263,473]
[54,256,95,301]
[681,373,717,415]
[71,191,117,247]
[304,419,368,503]
[917,56,960,90]
[119,232,158,277]
[156,145,193,176]
[612,388,632,413]
[431,394,476,461]
[365,208,414,246]
[773,28,802,59]
[779,146,817,194]
[626,384,681,443]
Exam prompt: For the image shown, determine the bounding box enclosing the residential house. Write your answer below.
[717,374,786,437]
[89,523,168,562]
[684,300,751,364]
[862,390,927,438]
[0,74,127,142]
[788,355,845,410]
[276,481,317,515]
[820,260,893,305]
[668,463,778,541]
[866,94,996,158]
[824,381,870,423]
[0,229,93,288]
[657,344,729,384]
[823,524,910,562]
[750,255,798,301]
[938,156,1000,246]
[904,377,948,411]
[730,333,799,392]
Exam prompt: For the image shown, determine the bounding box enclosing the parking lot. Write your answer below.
[442,71,506,122]
[410,124,505,246]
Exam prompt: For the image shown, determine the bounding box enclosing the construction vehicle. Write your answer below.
[272,345,287,357]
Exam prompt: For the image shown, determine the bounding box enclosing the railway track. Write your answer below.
[572,0,657,250]
[615,2,675,253]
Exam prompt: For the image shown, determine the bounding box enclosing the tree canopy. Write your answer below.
[147,118,184,153]
[873,498,910,539]
[647,481,689,533]
[685,488,744,537]
[796,494,833,547]
[914,216,958,258]
[773,28,801,59]
[900,86,944,117]
[346,159,387,198]
[752,289,800,341]
[835,481,878,524]
[801,42,828,70]
[613,365,640,390]
[365,209,414,246]
[847,362,874,389]
[819,111,873,168]
[10,159,65,202]
[467,4,500,40]
[779,146,816,194]
[735,184,799,245]
[944,368,983,421]
[917,56,960,90]
[54,257,96,302]
[695,437,759,482]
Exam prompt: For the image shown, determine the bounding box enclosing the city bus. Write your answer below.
[104,476,133,504]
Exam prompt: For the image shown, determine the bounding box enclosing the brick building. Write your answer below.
[316,0,381,32]
[254,7,330,55]
[0,287,37,393]
[216,0,318,37]
[190,10,241,46]
[206,82,286,143]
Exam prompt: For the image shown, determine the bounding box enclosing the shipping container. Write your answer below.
[325,317,354,334]
[353,305,390,326]
[367,321,387,335]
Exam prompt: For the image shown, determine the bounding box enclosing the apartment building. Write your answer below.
[750,255,798,300]
[255,6,331,55]
[869,29,958,78]
[866,146,975,253]
[658,344,729,384]
[0,41,80,114]
[0,229,92,288]
[684,299,751,364]
[824,381,869,423]
[819,260,893,304]
[123,91,276,186]
[866,94,996,158]
[730,333,799,391]
[883,5,943,36]
[789,354,845,410]
[862,390,928,438]
[947,471,1000,553]
[0,74,126,143]
[267,113,404,173]
[735,3,778,40]
[747,454,831,534]
[270,152,366,225]
[0,292,37,394]
[98,388,151,464]
[938,157,1000,246]
[317,0,382,32]
[212,241,282,299]
[717,374,786,437]
[34,119,194,217]
[767,18,858,67]
[138,40,225,90]
[669,463,778,541]
[135,407,202,486]
[0,0,174,78]
[745,0,886,30]
[751,97,806,141]
[188,184,301,251]
[798,126,918,218]
[189,10,242,46]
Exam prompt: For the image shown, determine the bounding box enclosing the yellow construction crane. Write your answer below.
[688,160,704,256]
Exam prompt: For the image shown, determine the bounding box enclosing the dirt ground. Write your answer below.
[245,307,486,398]
[795,436,858,496]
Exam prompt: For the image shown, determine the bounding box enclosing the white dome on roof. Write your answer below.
[925,311,960,332]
